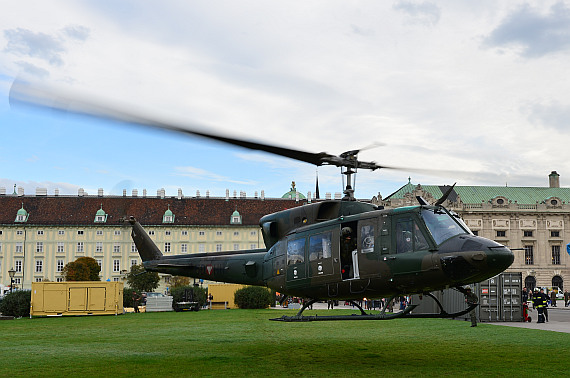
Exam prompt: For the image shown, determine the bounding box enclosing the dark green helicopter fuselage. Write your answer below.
[131,200,513,300]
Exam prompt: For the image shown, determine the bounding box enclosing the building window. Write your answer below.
[96,242,103,253]
[472,230,479,236]
[234,231,240,236]
[552,245,561,265]
[131,243,137,253]
[131,259,138,266]
[149,231,155,236]
[96,259,102,268]
[181,244,188,253]
[96,230,103,236]
[57,242,65,253]
[113,277,120,282]
[58,230,65,235]
[78,230,84,235]
[35,260,43,273]
[198,244,205,253]
[165,231,171,236]
[113,244,121,253]
[77,242,84,253]
[37,230,44,235]
[57,259,64,272]
[234,243,239,251]
[36,242,43,253]
[181,230,188,236]
[164,242,171,253]
[216,244,222,252]
[496,230,506,238]
[113,259,120,272]
[114,230,121,236]
[250,231,257,236]
[56,277,64,282]
[216,231,223,237]
[15,260,22,273]
[524,246,534,265]
[35,277,43,282]
[251,244,257,249]
[15,242,23,253]
[523,230,533,237]
[199,231,205,236]
[551,231,560,238]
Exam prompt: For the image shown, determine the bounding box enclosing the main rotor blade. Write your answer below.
[9,81,334,167]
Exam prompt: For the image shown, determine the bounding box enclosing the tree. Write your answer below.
[169,276,191,289]
[0,290,31,317]
[62,257,101,281]
[126,264,160,293]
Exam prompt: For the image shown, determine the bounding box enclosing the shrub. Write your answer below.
[234,286,272,309]
[170,286,207,310]
[0,290,31,317]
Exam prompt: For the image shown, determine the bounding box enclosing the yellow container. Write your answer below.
[207,283,247,309]
[31,282,123,317]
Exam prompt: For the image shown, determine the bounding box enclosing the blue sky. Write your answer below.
[2,1,570,200]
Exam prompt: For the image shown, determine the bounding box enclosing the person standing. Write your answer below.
[132,291,141,313]
[540,288,549,322]
[464,286,478,327]
[564,290,569,307]
[550,289,557,307]
[532,288,545,323]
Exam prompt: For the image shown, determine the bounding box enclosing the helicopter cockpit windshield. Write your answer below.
[421,208,469,245]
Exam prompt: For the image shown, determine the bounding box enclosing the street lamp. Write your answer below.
[8,268,16,294]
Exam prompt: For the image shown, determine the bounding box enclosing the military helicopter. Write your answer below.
[10,81,514,321]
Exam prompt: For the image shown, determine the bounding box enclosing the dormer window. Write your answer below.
[15,204,29,223]
[163,205,175,224]
[94,204,108,223]
[230,210,242,225]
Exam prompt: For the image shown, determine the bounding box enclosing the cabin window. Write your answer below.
[309,232,332,261]
[360,225,375,253]
[396,218,429,254]
[287,238,305,265]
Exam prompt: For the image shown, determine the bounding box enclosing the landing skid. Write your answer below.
[270,297,418,322]
[403,291,479,319]
[270,290,478,322]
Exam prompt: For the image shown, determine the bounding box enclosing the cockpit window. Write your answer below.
[421,208,469,245]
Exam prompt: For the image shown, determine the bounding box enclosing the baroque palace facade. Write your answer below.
[0,188,306,293]
[377,172,569,291]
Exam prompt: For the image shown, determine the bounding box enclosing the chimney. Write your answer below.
[549,171,560,188]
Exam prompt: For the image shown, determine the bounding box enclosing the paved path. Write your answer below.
[487,306,570,334]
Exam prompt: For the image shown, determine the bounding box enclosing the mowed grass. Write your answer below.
[1,308,569,377]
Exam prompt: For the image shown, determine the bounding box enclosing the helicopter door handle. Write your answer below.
[383,256,396,260]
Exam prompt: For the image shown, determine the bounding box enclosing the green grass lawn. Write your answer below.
[1,308,569,377]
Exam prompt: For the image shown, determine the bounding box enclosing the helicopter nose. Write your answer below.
[486,244,514,273]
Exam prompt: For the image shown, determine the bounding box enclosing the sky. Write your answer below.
[1,1,570,200]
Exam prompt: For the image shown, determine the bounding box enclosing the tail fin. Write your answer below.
[128,216,163,262]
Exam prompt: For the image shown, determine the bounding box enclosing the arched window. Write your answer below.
[552,275,563,290]
[524,276,536,291]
